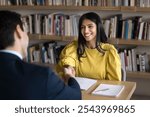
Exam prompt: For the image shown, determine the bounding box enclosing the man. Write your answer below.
[0,10,81,100]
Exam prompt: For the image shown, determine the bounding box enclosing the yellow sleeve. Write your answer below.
[56,41,78,77]
[59,41,77,67]
[106,45,121,81]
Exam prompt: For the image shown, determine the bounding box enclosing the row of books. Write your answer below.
[22,13,79,36]
[123,0,150,7]
[0,0,150,7]
[22,13,150,40]
[27,42,65,64]
[119,49,150,72]
[103,15,150,40]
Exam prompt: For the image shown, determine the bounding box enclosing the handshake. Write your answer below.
[63,65,75,83]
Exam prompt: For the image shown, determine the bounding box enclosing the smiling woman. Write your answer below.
[56,12,121,81]
[80,19,97,49]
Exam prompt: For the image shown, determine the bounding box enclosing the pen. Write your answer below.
[94,88,109,92]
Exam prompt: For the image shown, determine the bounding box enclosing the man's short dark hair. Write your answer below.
[0,10,23,49]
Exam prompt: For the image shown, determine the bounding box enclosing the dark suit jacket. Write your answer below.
[0,52,81,100]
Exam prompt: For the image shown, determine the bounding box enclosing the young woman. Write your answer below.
[57,12,121,81]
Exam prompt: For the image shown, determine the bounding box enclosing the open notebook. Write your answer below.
[92,84,124,97]
[74,77,97,90]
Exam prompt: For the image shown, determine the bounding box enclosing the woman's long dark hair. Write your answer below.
[77,12,108,61]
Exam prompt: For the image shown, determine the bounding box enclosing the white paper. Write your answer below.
[92,84,124,97]
[74,77,97,90]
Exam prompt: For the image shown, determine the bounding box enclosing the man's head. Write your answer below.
[0,10,29,58]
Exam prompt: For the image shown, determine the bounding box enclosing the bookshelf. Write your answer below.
[136,7,150,12]
[29,34,75,41]
[0,6,120,11]
[29,34,75,46]
[0,5,149,12]
[0,0,150,96]
[29,34,150,46]
[118,39,150,46]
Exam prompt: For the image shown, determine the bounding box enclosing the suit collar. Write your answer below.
[0,50,22,60]
[0,51,22,61]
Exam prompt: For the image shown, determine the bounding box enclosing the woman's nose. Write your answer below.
[84,27,89,33]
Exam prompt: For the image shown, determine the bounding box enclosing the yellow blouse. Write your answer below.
[57,41,121,81]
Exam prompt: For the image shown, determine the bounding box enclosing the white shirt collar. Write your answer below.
[0,50,23,60]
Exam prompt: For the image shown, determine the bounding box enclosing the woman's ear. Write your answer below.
[15,25,22,39]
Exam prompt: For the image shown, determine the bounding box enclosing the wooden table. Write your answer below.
[82,80,136,100]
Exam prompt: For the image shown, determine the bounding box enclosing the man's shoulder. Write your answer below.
[22,61,52,76]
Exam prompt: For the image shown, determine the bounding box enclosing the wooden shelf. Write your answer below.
[136,7,150,12]
[29,34,75,46]
[127,72,150,79]
[0,5,120,11]
[121,6,136,12]
[118,39,150,46]
[29,34,150,46]
[29,34,75,41]
[0,5,150,12]
[120,6,150,12]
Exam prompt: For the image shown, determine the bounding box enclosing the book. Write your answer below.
[74,77,97,90]
[92,84,124,97]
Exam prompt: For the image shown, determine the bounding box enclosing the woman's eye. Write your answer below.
[88,25,93,28]
[81,26,84,29]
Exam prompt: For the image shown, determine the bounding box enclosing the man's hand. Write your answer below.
[63,66,75,83]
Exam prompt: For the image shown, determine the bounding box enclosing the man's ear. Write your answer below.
[15,25,22,39]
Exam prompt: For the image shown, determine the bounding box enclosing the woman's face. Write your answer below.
[81,19,97,43]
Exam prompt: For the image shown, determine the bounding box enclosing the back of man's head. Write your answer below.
[0,10,23,49]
